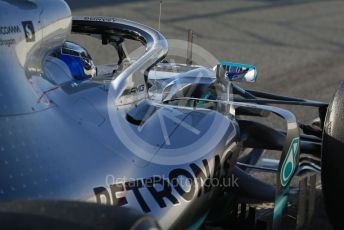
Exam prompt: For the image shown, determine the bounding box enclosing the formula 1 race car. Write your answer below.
[0,1,343,230]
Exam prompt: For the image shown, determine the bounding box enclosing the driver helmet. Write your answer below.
[52,41,97,80]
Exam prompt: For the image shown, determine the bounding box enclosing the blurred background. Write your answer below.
[65,0,344,124]
[65,1,343,229]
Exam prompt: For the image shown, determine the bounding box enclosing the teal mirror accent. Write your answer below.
[216,61,257,83]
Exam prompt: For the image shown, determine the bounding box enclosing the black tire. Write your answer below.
[322,81,344,230]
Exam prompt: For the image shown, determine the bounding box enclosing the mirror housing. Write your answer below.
[216,61,257,83]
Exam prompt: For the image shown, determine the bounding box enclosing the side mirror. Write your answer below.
[216,61,257,83]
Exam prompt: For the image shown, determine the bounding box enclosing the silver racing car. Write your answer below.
[0,1,343,230]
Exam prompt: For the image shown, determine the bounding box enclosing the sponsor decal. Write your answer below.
[122,84,145,96]
[83,16,117,23]
[0,25,21,47]
[280,137,299,187]
[0,38,15,47]
[21,21,35,42]
[94,155,238,212]
[273,138,299,222]
[0,25,21,35]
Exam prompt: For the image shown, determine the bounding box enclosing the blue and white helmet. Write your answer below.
[54,41,97,80]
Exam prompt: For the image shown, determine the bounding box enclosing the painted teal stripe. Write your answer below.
[187,212,209,230]
[218,61,258,82]
[218,61,256,69]
[273,187,290,220]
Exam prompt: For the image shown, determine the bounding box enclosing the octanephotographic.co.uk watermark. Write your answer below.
[107,38,234,166]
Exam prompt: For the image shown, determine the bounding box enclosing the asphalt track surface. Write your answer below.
[65,0,343,229]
